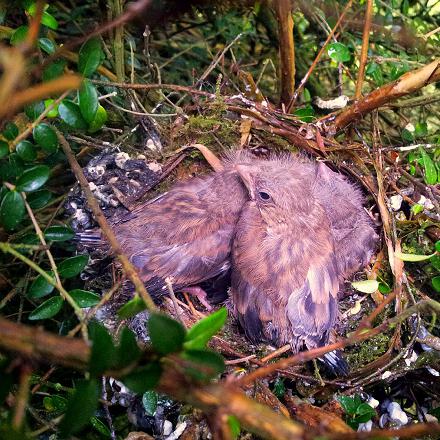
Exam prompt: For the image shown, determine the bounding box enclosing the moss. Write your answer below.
[345,332,390,369]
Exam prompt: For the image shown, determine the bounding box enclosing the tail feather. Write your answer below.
[74,230,104,246]
[320,350,349,376]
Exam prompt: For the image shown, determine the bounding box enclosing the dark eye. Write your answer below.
[258,191,271,201]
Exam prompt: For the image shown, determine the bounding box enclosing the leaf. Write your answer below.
[122,362,162,394]
[117,294,147,319]
[28,273,55,299]
[351,279,379,294]
[78,38,102,77]
[58,254,89,278]
[59,100,88,129]
[16,140,37,162]
[38,37,56,54]
[327,42,351,63]
[88,105,108,133]
[70,289,100,308]
[25,101,45,120]
[293,106,315,123]
[27,190,52,209]
[419,147,437,185]
[115,327,141,368]
[3,122,18,140]
[78,80,98,123]
[88,321,116,376]
[395,251,436,262]
[432,276,440,292]
[42,59,66,82]
[227,415,241,439]
[43,395,68,413]
[142,391,158,416]
[184,307,227,350]
[10,25,28,45]
[148,313,186,355]
[354,403,376,423]
[0,141,9,159]
[0,190,25,231]
[44,225,74,241]
[28,296,63,320]
[59,379,100,437]
[338,395,362,415]
[182,349,225,381]
[33,123,58,153]
[44,99,59,118]
[90,417,111,438]
[435,241,440,253]
[41,11,58,30]
[16,165,50,192]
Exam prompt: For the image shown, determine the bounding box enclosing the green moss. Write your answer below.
[345,332,390,369]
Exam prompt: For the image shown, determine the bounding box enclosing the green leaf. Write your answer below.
[293,106,315,123]
[88,105,108,133]
[70,289,100,308]
[115,327,141,368]
[44,225,74,241]
[42,59,66,82]
[366,62,383,86]
[227,415,241,439]
[395,251,436,262]
[59,379,100,437]
[3,122,18,140]
[43,395,68,413]
[122,362,162,394]
[351,279,379,294]
[59,100,88,129]
[419,147,437,185]
[338,395,362,415]
[90,417,111,438]
[16,140,37,162]
[78,80,98,123]
[27,190,52,209]
[432,276,440,292]
[431,255,440,271]
[182,349,225,381]
[327,42,351,63]
[58,254,89,278]
[411,204,424,215]
[78,38,103,77]
[25,101,45,120]
[0,141,9,158]
[414,122,428,138]
[28,273,55,299]
[89,321,116,376]
[401,128,414,142]
[354,403,375,423]
[16,165,50,192]
[436,241,440,253]
[117,294,147,319]
[33,123,58,153]
[148,313,186,355]
[41,11,58,30]
[28,296,63,320]
[378,282,391,294]
[0,190,25,231]
[10,25,28,45]
[184,307,227,350]
[38,37,56,54]
[44,99,59,118]
[142,391,158,416]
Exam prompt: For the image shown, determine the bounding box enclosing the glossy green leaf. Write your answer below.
[88,105,108,132]
[0,141,9,159]
[43,395,68,413]
[148,313,186,355]
[41,11,58,30]
[42,59,66,82]
[89,321,116,376]
[351,279,379,294]
[115,327,142,368]
[16,165,50,192]
[38,37,56,54]
[0,191,25,231]
[28,273,55,299]
[16,140,37,162]
[58,254,89,278]
[354,403,375,423]
[419,147,437,185]
[78,80,98,123]
[395,251,436,262]
[327,42,351,63]
[59,379,100,437]
[184,307,227,350]
[25,101,45,120]
[378,282,391,294]
[122,362,162,394]
[28,296,63,320]
[435,241,440,253]
[44,99,59,118]
[90,417,111,438]
[10,25,28,45]
[142,391,158,416]
[59,100,88,129]
[293,106,315,123]
[70,289,100,308]
[182,349,225,381]
[431,255,440,271]
[33,123,58,153]
[118,294,147,319]
[3,122,18,140]
[366,62,383,86]
[338,395,362,415]
[27,190,52,209]
[44,225,74,241]
[78,38,102,77]
[227,415,241,439]
[432,276,440,292]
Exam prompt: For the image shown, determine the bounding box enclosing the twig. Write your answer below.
[12,364,32,430]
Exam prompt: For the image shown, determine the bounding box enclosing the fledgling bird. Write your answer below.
[230,156,364,374]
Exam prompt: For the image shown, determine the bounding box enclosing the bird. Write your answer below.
[230,155,377,374]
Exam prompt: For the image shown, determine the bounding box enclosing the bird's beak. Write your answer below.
[235,164,256,200]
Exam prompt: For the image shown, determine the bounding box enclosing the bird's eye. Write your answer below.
[258,191,271,201]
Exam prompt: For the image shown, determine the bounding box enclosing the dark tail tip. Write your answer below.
[320,350,350,377]
[74,230,103,246]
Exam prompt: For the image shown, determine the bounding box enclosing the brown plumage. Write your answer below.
[230,155,377,374]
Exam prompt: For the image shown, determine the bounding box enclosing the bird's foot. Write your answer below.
[182,286,213,311]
